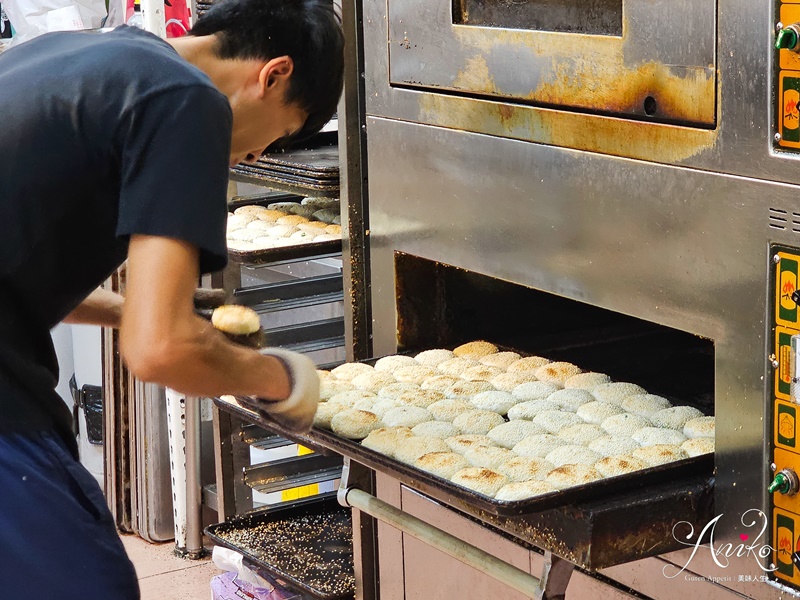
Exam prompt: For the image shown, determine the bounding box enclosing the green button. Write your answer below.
[777,28,799,51]
[771,472,792,494]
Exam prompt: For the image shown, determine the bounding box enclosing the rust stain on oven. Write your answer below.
[418,90,719,164]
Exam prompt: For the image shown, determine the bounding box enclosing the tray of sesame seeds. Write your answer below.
[205,493,355,600]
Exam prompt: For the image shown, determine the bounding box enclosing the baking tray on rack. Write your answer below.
[231,165,340,192]
[259,147,340,174]
[214,383,713,520]
[206,493,355,600]
[226,197,342,265]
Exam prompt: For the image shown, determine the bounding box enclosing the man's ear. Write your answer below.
[257,56,294,98]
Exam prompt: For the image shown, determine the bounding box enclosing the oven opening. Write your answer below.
[452,0,623,37]
[395,253,714,416]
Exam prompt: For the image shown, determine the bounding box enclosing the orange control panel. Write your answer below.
[771,247,800,586]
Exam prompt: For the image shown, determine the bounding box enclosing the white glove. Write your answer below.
[245,348,320,433]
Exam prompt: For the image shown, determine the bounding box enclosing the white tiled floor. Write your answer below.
[121,534,223,600]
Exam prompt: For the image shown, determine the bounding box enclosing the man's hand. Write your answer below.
[120,235,304,406]
[63,288,124,328]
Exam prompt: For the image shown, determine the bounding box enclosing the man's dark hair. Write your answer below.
[190,0,344,143]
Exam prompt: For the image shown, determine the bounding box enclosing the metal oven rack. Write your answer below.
[203,176,346,565]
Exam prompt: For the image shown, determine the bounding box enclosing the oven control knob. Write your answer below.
[769,469,800,495]
[777,24,800,52]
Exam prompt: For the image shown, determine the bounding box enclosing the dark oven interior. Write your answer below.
[394,252,715,418]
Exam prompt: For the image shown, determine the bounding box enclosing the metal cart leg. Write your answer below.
[535,552,575,600]
[185,395,205,558]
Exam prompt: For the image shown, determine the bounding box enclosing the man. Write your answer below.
[0,1,344,598]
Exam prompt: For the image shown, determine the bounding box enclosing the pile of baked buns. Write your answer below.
[226,197,341,252]
[313,341,714,502]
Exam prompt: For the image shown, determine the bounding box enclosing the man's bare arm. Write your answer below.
[63,288,125,328]
[119,234,291,400]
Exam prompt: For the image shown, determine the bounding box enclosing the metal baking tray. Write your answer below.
[259,147,340,174]
[205,493,355,600]
[226,197,342,265]
[213,393,713,518]
[232,165,340,191]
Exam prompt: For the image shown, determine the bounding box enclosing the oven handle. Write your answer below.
[338,463,545,597]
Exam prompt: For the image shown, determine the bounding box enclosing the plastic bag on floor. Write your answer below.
[211,547,301,600]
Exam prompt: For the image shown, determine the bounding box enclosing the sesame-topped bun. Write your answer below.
[600,413,652,437]
[547,389,595,412]
[361,426,415,457]
[211,305,261,335]
[382,406,434,428]
[507,400,560,421]
[246,220,274,232]
[452,410,505,435]
[507,356,551,372]
[532,410,584,434]
[415,452,470,479]
[412,421,460,439]
[253,209,287,222]
[682,437,715,457]
[276,214,310,226]
[546,464,603,489]
[394,389,446,409]
[227,214,254,230]
[313,402,343,429]
[633,444,689,466]
[470,390,518,416]
[445,434,497,454]
[545,445,603,468]
[233,205,264,216]
[377,382,421,399]
[461,364,505,382]
[437,357,481,377]
[594,454,649,477]
[331,409,381,440]
[512,382,561,402]
[488,420,547,448]
[393,365,439,385]
[444,380,495,399]
[428,398,474,422]
[621,394,672,417]
[297,221,329,233]
[420,375,461,392]
[479,352,521,370]
[394,436,450,464]
[497,456,555,482]
[495,480,558,501]
[683,416,715,439]
[464,445,515,470]
[576,401,625,425]
[557,423,606,446]
[564,372,612,391]
[632,427,687,447]
[374,355,419,373]
[453,341,499,359]
[331,362,375,382]
[592,382,647,405]
[320,379,356,400]
[327,389,378,408]
[414,349,456,367]
[490,372,541,391]
[450,467,509,498]
[366,398,401,418]
[588,435,641,457]
[649,406,704,431]
[266,224,298,238]
[512,434,568,458]
[227,228,260,241]
[351,371,397,393]
[534,362,582,385]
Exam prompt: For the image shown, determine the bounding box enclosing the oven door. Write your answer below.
[388,0,717,126]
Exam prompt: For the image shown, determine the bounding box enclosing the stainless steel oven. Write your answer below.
[333,0,800,596]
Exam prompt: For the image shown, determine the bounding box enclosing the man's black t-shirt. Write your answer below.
[0,26,231,455]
